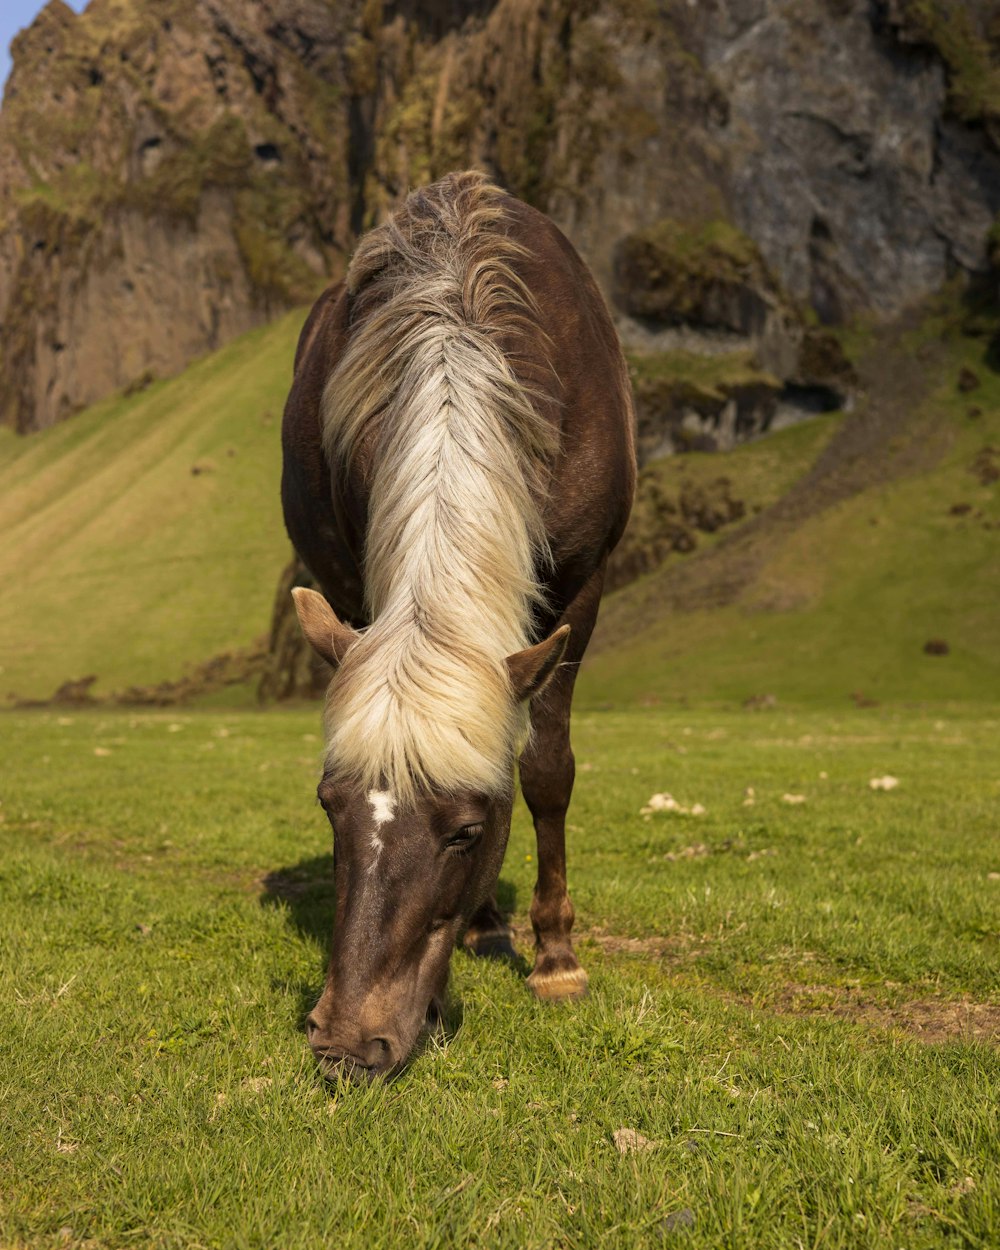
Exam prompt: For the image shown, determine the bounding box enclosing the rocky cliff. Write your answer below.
[0,0,353,431]
[2,0,999,435]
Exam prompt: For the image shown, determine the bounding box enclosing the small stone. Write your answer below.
[644,792,680,813]
[869,775,899,791]
[613,1127,656,1154]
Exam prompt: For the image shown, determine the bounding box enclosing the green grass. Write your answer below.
[1,703,997,1249]
[589,336,1000,707]
[621,410,841,548]
[2,297,997,715]
[627,347,780,393]
[0,312,304,701]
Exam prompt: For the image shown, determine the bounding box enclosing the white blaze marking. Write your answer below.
[367,789,395,864]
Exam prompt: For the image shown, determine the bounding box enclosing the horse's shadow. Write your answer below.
[260,857,524,1042]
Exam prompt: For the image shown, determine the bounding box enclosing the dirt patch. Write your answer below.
[759,984,1000,1045]
[8,640,268,709]
[541,925,999,1044]
[497,922,701,965]
[260,879,997,1046]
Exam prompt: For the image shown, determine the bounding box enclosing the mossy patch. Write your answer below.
[614,218,785,330]
[628,348,780,395]
[608,407,839,592]
[890,0,1000,144]
[124,114,253,223]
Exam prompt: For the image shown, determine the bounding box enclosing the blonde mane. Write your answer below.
[320,172,558,802]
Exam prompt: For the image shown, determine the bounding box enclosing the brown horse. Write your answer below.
[281,171,635,1079]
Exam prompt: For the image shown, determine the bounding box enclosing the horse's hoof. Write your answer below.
[463,928,518,962]
[527,964,589,1001]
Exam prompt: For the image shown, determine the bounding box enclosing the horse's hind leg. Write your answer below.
[520,567,603,1001]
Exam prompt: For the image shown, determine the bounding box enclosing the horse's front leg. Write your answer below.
[463,896,517,960]
[520,567,604,1000]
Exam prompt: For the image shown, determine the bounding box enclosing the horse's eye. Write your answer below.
[445,824,483,852]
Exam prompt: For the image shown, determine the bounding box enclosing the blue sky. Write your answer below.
[1,1,87,94]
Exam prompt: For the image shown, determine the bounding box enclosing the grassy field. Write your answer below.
[2,702,997,1249]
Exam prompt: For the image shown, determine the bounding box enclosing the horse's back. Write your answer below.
[282,175,635,618]
[492,191,635,583]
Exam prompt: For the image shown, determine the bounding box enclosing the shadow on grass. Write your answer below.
[259,856,523,1057]
[260,855,520,950]
[261,853,337,949]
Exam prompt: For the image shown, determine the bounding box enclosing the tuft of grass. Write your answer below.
[626,349,781,397]
[0,703,997,1248]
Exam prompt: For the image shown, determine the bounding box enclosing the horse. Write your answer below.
[281,171,635,1080]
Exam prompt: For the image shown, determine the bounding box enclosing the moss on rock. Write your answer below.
[614,218,784,332]
[887,0,1000,147]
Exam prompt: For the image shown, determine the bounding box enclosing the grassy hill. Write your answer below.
[0,303,997,708]
[0,312,303,701]
[584,317,1000,709]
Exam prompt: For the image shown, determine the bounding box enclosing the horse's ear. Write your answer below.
[506,625,571,702]
[291,587,359,668]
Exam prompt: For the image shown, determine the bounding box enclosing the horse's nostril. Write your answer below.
[315,1049,377,1084]
[305,1014,319,1039]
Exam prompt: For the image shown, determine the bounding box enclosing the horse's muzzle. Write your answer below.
[307,1017,397,1081]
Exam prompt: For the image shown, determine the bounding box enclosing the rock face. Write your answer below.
[2,0,999,434]
[700,0,1000,323]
